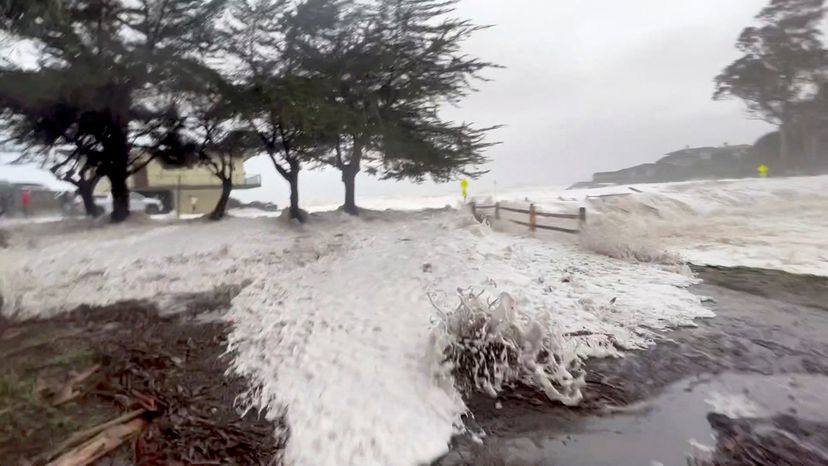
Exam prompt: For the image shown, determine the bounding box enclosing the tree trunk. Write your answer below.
[209,178,232,221]
[779,125,789,170]
[108,170,129,222]
[807,131,819,167]
[107,124,131,222]
[77,178,100,217]
[341,141,362,216]
[342,168,358,215]
[288,163,301,221]
[268,153,303,222]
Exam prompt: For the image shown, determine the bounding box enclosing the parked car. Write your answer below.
[80,192,164,215]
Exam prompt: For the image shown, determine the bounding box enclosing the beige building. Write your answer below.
[96,159,260,215]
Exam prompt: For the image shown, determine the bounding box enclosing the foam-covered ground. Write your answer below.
[1,208,710,465]
[491,175,828,277]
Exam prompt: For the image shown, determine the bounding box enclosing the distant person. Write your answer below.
[190,195,198,214]
[20,189,31,217]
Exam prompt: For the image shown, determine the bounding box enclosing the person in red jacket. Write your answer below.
[20,189,31,217]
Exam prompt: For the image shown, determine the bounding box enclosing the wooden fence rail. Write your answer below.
[471,201,586,235]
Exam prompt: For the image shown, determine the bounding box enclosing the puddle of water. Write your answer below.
[490,376,717,466]
[438,267,828,466]
[700,373,828,422]
[444,372,828,466]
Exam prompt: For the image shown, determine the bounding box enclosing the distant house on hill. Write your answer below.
[579,145,753,187]
[96,159,261,215]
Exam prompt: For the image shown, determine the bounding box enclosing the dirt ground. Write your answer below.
[0,299,283,465]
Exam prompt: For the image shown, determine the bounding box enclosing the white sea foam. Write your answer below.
[2,205,717,465]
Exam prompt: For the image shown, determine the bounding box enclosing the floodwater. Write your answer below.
[436,267,828,466]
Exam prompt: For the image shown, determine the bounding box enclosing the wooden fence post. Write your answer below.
[578,207,586,231]
[495,202,500,220]
[529,203,537,233]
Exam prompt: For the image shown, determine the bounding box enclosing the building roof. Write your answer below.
[0,163,75,192]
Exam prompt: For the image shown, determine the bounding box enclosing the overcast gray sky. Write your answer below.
[243,0,774,204]
[2,0,774,206]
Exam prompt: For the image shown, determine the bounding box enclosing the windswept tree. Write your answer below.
[376,114,495,183]
[792,81,828,163]
[239,77,328,221]
[218,0,331,221]
[0,66,194,217]
[291,0,498,214]
[0,68,111,215]
[21,148,106,217]
[0,0,226,221]
[199,128,256,220]
[188,83,258,220]
[714,0,827,165]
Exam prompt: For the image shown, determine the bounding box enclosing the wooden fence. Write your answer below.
[471,201,586,234]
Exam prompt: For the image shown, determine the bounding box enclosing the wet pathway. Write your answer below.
[436,267,828,466]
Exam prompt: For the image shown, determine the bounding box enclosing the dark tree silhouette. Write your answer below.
[190,85,258,220]
[715,0,827,166]
[217,0,331,221]
[0,70,110,216]
[0,0,225,221]
[291,0,498,215]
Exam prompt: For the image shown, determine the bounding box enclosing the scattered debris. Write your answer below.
[0,326,22,340]
[40,409,148,464]
[0,300,284,465]
[691,413,828,466]
[47,417,148,466]
[52,365,100,406]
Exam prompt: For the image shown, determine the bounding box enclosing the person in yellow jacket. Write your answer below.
[757,164,769,178]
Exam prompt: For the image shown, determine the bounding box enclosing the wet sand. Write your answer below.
[436,266,828,466]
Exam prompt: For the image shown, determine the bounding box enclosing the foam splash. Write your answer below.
[432,290,585,406]
[578,213,680,264]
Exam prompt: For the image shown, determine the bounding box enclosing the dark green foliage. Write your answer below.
[1,0,498,221]
[714,0,826,123]
[377,117,495,182]
[189,81,259,220]
[0,0,226,221]
[286,0,499,214]
[217,0,333,221]
[715,0,828,167]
